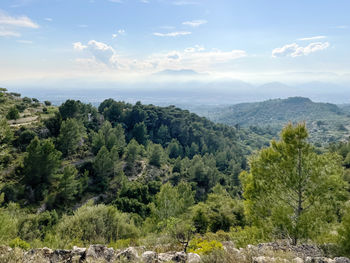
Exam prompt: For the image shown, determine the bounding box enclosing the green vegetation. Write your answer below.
[241,123,348,244]
[203,97,350,146]
[1,90,350,259]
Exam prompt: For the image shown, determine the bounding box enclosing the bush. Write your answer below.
[9,237,30,250]
[229,226,269,248]
[338,208,350,256]
[0,206,18,243]
[23,97,32,103]
[56,203,139,247]
[188,237,223,255]
[44,101,52,106]
[6,107,19,120]
[16,103,26,112]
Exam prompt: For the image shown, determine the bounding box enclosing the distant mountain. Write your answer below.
[153,69,201,76]
[205,97,350,145]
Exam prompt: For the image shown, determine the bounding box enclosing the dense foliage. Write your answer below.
[203,97,350,146]
[1,90,350,258]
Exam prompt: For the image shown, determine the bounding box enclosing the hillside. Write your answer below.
[2,90,350,262]
[204,97,350,145]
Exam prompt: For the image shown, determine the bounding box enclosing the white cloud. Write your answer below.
[112,29,125,38]
[142,46,246,72]
[73,42,87,51]
[153,31,191,37]
[0,30,20,37]
[108,0,123,3]
[182,19,207,27]
[184,45,204,52]
[0,10,39,28]
[78,24,88,28]
[140,0,149,3]
[272,42,330,58]
[298,35,326,41]
[73,40,246,73]
[44,18,53,22]
[73,40,117,67]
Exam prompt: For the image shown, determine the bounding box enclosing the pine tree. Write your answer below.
[240,123,348,244]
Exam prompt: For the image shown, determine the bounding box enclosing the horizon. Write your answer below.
[0,0,349,99]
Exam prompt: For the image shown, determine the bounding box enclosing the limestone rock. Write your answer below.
[158,252,175,262]
[335,258,350,263]
[86,245,115,262]
[116,247,139,261]
[51,249,72,262]
[142,251,158,263]
[172,252,187,263]
[187,252,201,263]
[293,257,304,263]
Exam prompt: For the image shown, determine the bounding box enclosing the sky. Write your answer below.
[0,0,349,89]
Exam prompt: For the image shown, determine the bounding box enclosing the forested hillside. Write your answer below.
[2,89,350,262]
[203,97,350,146]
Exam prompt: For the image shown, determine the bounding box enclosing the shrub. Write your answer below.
[338,208,350,256]
[6,106,19,120]
[188,237,223,255]
[16,103,26,112]
[56,203,139,247]
[9,237,30,250]
[229,226,269,248]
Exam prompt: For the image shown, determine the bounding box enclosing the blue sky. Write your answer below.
[0,0,349,87]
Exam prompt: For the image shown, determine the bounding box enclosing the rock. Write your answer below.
[293,257,304,263]
[335,258,350,263]
[158,252,175,262]
[187,252,201,263]
[172,252,187,263]
[71,246,86,262]
[253,256,276,263]
[72,246,86,255]
[42,247,53,255]
[116,247,139,261]
[305,257,335,263]
[222,241,235,251]
[142,251,158,263]
[86,245,115,262]
[51,249,72,262]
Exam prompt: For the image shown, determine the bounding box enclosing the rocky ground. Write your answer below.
[1,242,350,263]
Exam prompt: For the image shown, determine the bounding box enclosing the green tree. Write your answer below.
[6,106,19,120]
[125,139,140,168]
[59,99,81,120]
[132,122,147,145]
[92,121,125,155]
[149,144,164,167]
[153,182,181,222]
[240,123,348,244]
[0,117,13,145]
[153,182,194,223]
[57,118,86,157]
[54,165,79,207]
[167,217,195,252]
[93,146,113,190]
[167,139,182,159]
[156,124,170,145]
[23,137,62,202]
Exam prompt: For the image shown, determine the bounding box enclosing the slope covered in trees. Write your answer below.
[202,97,350,145]
[1,89,350,260]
